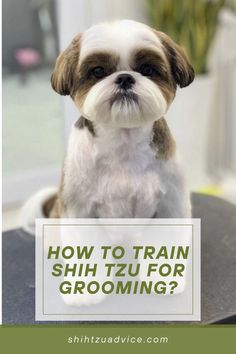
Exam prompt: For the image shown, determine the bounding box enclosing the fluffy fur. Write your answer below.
[23,20,194,232]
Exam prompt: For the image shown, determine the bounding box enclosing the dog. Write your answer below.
[22,19,194,234]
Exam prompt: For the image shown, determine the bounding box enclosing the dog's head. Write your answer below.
[51,20,194,128]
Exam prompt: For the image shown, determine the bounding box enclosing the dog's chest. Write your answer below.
[64,127,166,218]
[93,156,162,217]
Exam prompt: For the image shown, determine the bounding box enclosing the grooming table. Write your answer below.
[2,194,236,324]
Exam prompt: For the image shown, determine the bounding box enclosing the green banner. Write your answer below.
[0,325,235,353]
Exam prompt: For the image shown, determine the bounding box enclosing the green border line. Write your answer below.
[40,223,195,317]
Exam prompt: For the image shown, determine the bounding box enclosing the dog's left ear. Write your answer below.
[51,33,82,96]
[154,30,195,88]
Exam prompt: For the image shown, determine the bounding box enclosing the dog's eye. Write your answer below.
[139,64,155,76]
[91,66,106,78]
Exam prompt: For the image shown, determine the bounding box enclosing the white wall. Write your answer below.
[56,0,147,138]
[208,9,236,175]
[57,0,147,49]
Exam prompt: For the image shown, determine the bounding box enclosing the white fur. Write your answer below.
[62,123,191,219]
[60,121,191,309]
[75,20,168,128]
[21,20,191,308]
[20,187,57,235]
[81,71,167,128]
[68,20,191,220]
[79,20,163,64]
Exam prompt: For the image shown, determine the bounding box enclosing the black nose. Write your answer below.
[115,74,135,90]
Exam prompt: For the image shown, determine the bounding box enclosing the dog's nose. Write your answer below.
[115,74,135,90]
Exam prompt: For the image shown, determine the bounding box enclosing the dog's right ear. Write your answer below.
[51,33,82,96]
[152,29,194,88]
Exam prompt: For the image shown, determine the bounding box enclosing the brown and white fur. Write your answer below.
[21,20,194,234]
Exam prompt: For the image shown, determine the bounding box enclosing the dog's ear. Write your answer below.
[51,33,82,96]
[154,30,195,88]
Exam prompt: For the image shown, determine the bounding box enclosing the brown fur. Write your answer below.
[51,33,82,96]
[74,51,119,106]
[47,196,65,218]
[132,48,176,105]
[43,117,176,218]
[153,30,195,88]
[48,27,193,220]
[51,29,194,102]
[42,194,64,218]
[42,194,57,217]
[74,116,96,136]
[151,118,176,160]
[42,170,66,218]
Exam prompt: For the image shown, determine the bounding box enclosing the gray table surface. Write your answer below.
[2,193,236,324]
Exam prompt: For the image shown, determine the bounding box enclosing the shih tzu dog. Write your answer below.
[22,20,194,233]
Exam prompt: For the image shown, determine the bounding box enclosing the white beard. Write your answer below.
[78,71,167,128]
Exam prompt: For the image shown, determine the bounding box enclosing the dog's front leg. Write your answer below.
[154,179,191,219]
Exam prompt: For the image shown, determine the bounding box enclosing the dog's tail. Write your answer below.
[19,187,58,235]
